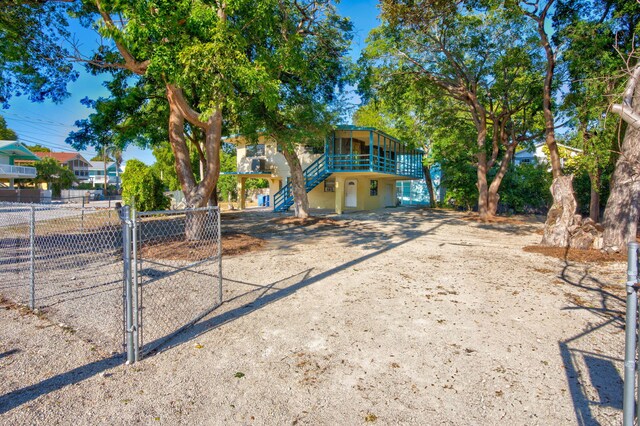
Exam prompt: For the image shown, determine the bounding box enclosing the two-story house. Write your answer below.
[35,152,92,185]
[226,125,424,214]
[0,140,39,188]
[88,161,123,188]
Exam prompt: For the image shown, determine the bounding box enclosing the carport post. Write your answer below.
[623,242,638,426]
[29,205,35,310]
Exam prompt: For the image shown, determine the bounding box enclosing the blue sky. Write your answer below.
[3,1,381,166]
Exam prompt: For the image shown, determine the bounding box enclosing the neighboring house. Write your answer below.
[35,152,92,185]
[225,125,424,214]
[396,164,444,206]
[88,161,123,187]
[514,142,582,167]
[0,140,39,188]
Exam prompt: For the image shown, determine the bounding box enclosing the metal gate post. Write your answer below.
[216,206,222,306]
[29,205,35,310]
[131,204,140,362]
[121,205,135,364]
[623,242,638,426]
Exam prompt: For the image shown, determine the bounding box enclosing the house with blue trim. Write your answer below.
[0,140,39,188]
[226,125,424,214]
[88,161,122,188]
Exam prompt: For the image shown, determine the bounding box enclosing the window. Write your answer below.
[520,158,532,164]
[370,180,378,196]
[246,144,265,157]
[324,178,335,192]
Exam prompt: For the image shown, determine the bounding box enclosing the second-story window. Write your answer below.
[246,144,265,157]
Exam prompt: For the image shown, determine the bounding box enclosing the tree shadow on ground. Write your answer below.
[222,207,542,252]
[556,260,625,425]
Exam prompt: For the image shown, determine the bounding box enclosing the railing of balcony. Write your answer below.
[0,164,37,177]
[325,129,423,179]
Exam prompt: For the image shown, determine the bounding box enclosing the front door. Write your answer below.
[345,180,357,208]
[384,184,394,207]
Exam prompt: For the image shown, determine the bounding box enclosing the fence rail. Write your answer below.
[0,201,222,365]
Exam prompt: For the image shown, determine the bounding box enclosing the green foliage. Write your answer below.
[23,144,50,152]
[121,159,169,211]
[33,157,76,197]
[217,147,238,201]
[239,2,354,154]
[90,154,114,162]
[362,1,546,215]
[499,164,553,214]
[0,115,17,140]
[151,142,197,191]
[0,2,77,107]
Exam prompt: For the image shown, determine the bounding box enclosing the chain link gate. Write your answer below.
[121,205,223,362]
[0,202,222,366]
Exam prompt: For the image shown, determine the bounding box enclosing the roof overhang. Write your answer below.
[0,141,40,161]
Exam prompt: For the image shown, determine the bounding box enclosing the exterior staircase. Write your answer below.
[273,154,331,212]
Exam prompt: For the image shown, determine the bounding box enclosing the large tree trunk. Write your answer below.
[602,64,640,252]
[589,171,601,223]
[476,151,490,219]
[423,164,437,208]
[487,143,517,216]
[523,0,580,246]
[209,183,218,207]
[166,85,222,240]
[282,148,310,218]
[541,175,577,247]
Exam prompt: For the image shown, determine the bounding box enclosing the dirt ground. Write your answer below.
[0,207,627,425]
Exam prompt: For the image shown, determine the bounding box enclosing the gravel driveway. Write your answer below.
[0,207,626,425]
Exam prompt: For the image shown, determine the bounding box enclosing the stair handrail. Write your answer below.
[273,154,328,211]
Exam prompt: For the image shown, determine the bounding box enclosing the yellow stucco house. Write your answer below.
[226,126,424,214]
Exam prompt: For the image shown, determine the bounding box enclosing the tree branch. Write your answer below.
[94,0,149,75]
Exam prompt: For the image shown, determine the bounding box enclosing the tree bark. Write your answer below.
[423,164,437,208]
[541,175,577,247]
[209,183,218,207]
[522,0,580,246]
[282,147,310,218]
[603,65,640,252]
[166,85,222,240]
[487,142,517,216]
[589,171,601,223]
[476,151,490,219]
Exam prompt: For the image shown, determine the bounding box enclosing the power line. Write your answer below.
[2,112,77,128]
[18,137,98,156]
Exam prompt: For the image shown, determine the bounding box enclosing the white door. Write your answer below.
[384,184,394,207]
[345,180,357,208]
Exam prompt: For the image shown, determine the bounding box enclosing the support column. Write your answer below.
[9,178,14,189]
[268,178,280,208]
[335,175,345,215]
[237,177,246,210]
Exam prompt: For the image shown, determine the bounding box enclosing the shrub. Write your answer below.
[499,163,552,214]
[121,159,169,211]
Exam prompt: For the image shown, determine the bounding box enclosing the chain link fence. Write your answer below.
[0,202,222,364]
[0,202,124,353]
[134,206,222,357]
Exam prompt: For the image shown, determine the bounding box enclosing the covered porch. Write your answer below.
[325,126,423,179]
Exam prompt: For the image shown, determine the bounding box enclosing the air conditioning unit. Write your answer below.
[251,158,267,173]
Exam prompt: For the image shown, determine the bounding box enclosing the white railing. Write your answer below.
[0,164,37,177]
